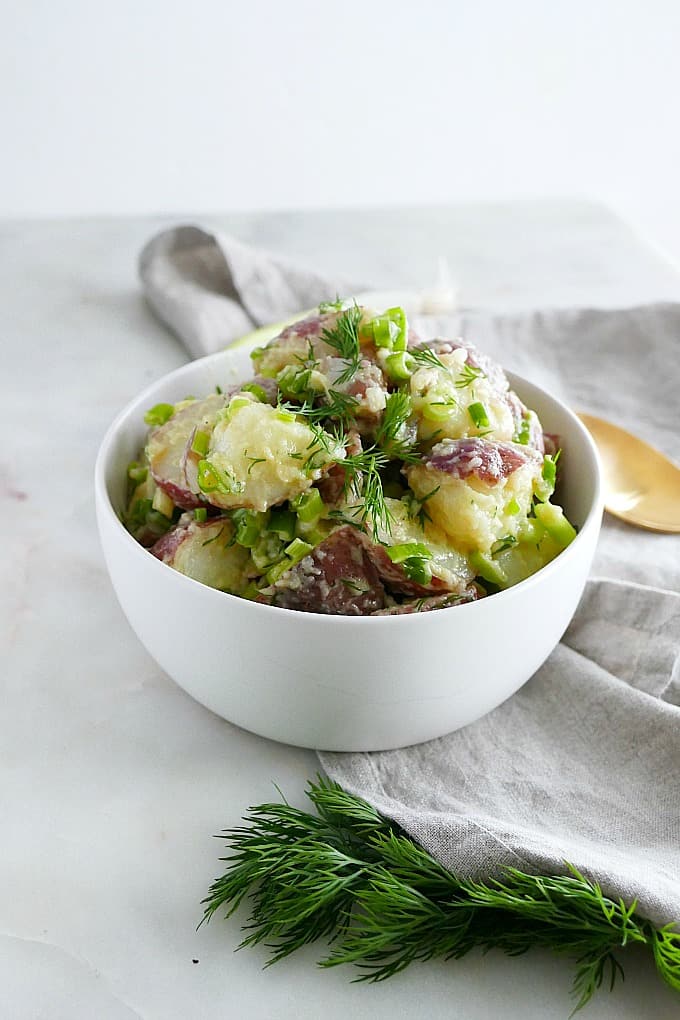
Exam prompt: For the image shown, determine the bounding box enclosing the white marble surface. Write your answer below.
[3,202,680,1019]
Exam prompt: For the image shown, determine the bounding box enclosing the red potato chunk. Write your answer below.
[407,438,543,554]
[505,390,545,453]
[365,498,474,597]
[411,337,509,394]
[263,526,387,615]
[151,517,250,594]
[424,437,541,484]
[254,308,387,386]
[253,311,345,378]
[366,544,467,598]
[147,394,226,509]
[200,401,344,512]
[371,586,481,615]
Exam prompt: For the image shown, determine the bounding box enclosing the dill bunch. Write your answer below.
[202,777,680,1015]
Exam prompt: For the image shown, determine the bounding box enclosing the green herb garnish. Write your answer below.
[202,778,680,1013]
[375,391,418,461]
[341,447,392,540]
[409,347,447,372]
[455,362,484,388]
[320,305,363,384]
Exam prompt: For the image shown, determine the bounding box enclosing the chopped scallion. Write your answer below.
[241,382,268,402]
[292,488,325,524]
[386,543,433,565]
[144,403,175,427]
[384,351,413,382]
[402,558,433,585]
[252,533,286,571]
[194,507,208,523]
[197,460,221,493]
[514,414,532,445]
[468,402,490,429]
[268,509,297,542]
[422,399,457,423]
[232,509,267,548]
[284,538,314,564]
[127,462,148,483]
[361,307,408,352]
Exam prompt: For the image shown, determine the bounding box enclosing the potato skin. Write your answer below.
[371,586,480,615]
[147,394,226,509]
[253,311,343,378]
[151,517,250,594]
[407,438,542,554]
[264,526,387,615]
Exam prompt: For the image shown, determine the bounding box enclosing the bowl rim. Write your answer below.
[95,347,603,625]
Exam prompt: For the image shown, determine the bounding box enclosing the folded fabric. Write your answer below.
[140,223,680,926]
[322,578,680,927]
[139,224,361,358]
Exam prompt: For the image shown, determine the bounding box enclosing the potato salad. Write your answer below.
[124,303,576,615]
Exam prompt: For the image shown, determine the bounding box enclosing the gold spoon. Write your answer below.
[577,413,680,533]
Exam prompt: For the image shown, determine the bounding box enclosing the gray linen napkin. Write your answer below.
[139,225,360,358]
[140,227,680,927]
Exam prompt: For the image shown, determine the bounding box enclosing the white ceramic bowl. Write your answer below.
[95,347,603,752]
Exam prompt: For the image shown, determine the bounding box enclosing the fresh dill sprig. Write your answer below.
[341,447,393,540]
[409,347,447,372]
[455,362,485,388]
[320,305,363,384]
[202,777,680,1014]
[405,484,440,530]
[280,390,360,427]
[374,391,419,462]
[302,420,346,472]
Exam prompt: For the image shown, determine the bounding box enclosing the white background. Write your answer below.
[2,0,680,261]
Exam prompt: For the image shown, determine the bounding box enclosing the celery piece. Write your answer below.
[265,559,294,585]
[470,550,508,587]
[533,502,577,548]
[152,487,175,519]
[191,430,210,456]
